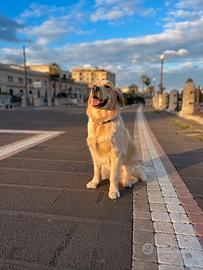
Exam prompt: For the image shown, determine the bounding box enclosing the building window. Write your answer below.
[44,80,47,86]
[0,88,1,94]
[28,78,32,84]
[37,90,40,98]
[9,89,13,96]
[8,76,13,83]
[18,77,24,84]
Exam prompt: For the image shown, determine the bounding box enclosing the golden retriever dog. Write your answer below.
[86,80,145,200]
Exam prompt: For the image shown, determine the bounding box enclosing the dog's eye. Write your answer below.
[104,85,110,88]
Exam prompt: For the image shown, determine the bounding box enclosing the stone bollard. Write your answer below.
[180,79,199,115]
[153,93,159,109]
[48,97,52,106]
[33,97,40,107]
[21,95,27,107]
[158,92,169,110]
[168,89,178,111]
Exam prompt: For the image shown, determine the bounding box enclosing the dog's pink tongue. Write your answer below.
[92,99,101,106]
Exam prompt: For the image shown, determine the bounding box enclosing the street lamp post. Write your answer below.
[23,45,29,106]
[159,54,165,94]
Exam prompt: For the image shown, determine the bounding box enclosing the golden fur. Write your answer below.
[86,80,145,200]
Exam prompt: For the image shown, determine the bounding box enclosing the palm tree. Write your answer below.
[141,75,151,92]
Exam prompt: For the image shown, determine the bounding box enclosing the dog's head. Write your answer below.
[87,80,124,121]
[88,80,124,109]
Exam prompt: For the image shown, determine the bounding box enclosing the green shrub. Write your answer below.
[173,119,190,129]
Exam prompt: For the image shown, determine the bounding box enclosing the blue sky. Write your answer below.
[0,0,203,89]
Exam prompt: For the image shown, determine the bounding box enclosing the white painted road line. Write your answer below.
[0,129,58,134]
[0,130,64,161]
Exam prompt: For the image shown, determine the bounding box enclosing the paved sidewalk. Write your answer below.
[132,106,203,270]
[144,107,203,210]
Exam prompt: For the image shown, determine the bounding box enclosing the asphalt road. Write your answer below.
[0,106,136,270]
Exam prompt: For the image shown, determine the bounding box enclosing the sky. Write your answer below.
[0,0,203,90]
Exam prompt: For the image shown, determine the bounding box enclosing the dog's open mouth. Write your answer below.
[92,96,108,107]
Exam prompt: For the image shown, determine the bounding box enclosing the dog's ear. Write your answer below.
[116,88,125,107]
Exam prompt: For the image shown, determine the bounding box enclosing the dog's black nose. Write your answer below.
[92,86,100,93]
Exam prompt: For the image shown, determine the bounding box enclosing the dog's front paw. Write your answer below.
[86,181,98,189]
[108,191,120,200]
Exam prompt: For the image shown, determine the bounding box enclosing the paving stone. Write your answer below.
[181,249,203,268]
[175,185,190,193]
[153,221,174,234]
[180,197,198,206]
[164,197,181,204]
[157,176,171,184]
[183,205,202,214]
[157,247,183,265]
[150,203,168,213]
[177,235,202,250]
[162,190,177,197]
[185,267,203,270]
[153,168,166,179]
[170,213,190,224]
[173,223,196,236]
[151,212,171,222]
[133,230,155,244]
[194,225,203,237]
[155,233,178,247]
[144,160,154,168]
[133,200,150,211]
[133,243,158,263]
[160,185,176,192]
[133,219,154,232]
[159,265,185,270]
[144,166,157,175]
[133,210,151,219]
[166,204,185,213]
[133,192,149,202]
[148,190,163,196]
[159,182,174,189]
[177,191,193,199]
[147,181,161,190]
[198,237,203,248]
[132,260,159,270]
[189,214,203,225]
[148,195,165,204]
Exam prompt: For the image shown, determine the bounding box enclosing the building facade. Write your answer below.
[0,64,50,106]
[29,64,89,105]
[72,67,116,86]
[0,63,89,106]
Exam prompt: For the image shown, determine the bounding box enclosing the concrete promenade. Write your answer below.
[0,105,202,270]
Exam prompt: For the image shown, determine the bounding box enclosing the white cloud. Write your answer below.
[20,4,62,19]
[18,2,88,46]
[90,0,156,22]
[1,0,203,89]
[163,49,189,57]
[24,16,74,45]
[91,8,126,22]
[176,0,203,9]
